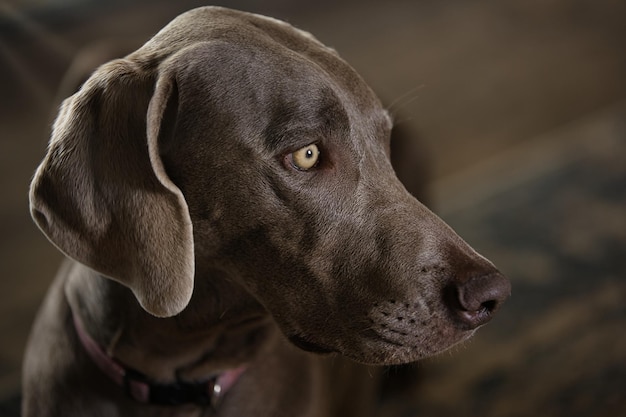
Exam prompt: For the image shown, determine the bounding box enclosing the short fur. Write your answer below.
[24,7,509,417]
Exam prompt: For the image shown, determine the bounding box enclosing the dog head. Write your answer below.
[30,7,509,365]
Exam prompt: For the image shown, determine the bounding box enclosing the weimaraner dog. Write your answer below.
[24,6,510,417]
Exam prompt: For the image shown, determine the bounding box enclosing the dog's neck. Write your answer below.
[65,262,272,382]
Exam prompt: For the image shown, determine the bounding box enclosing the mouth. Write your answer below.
[286,325,472,365]
[282,305,477,364]
[287,334,337,355]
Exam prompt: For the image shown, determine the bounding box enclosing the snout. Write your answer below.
[359,261,510,364]
[445,271,511,329]
[352,206,511,364]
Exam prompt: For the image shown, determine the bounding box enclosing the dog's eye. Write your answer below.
[290,144,320,171]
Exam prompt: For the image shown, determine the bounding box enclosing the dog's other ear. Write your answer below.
[29,60,194,318]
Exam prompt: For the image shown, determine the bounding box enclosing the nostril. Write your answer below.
[447,272,511,329]
[481,299,497,313]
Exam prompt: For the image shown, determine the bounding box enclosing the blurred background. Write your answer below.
[1,0,625,415]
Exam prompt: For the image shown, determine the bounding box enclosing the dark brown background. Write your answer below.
[1,0,625,415]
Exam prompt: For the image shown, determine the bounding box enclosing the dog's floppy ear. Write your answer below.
[29,60,194,318]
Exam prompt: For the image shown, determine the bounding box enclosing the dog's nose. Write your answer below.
[449,272,510,329]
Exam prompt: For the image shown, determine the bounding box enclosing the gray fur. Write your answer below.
[24,7,509,416]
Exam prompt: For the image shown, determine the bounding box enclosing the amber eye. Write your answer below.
[290,144,320,171]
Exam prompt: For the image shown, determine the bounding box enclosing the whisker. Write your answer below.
[390,115,415,128]
[386,84,425,116]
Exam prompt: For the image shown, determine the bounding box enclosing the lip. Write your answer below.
[357,325,476,363]
[287,334,337,355]
[285,320,476,365]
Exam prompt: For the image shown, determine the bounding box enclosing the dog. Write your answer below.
[23,6,510,416]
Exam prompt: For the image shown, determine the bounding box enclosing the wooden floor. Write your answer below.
[1,0,625,414]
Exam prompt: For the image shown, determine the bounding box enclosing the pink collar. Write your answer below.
[72,311,246,407]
